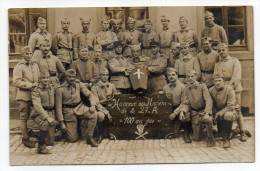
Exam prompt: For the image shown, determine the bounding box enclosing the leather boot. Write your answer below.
[223,139,230,148]
[86,136,98,147]
[37,144,51,154]
[22,138,36,148]
[240,130,248,142]
[207,137,215,147]
[183,123,192,143]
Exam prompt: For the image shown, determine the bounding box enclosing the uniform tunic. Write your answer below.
[122,29,142,57]
[141,31,159,57]
[174,28,198,49]
[159,27,175,57]
[163,80,185,107]
[93,58,108,77]
[113,29,125,42]
[167,53,181,68]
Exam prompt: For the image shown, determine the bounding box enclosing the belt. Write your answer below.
[178,75,186,78]
[63,102,81,108]
[101,45,113,51]
[201,70,214,74]
[190,107,204,112]
[43,106,54,111]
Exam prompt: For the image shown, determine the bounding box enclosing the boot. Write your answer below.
[240,130,248,142]
[96,135,103,144]
[223,139,230,148]
[22,138,36,148]
[86,136,98,147]
[207,137,215,147]
[37,144,51,154]
[183,123,192,143]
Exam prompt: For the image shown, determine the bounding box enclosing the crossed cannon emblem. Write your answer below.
[135,124,148,140]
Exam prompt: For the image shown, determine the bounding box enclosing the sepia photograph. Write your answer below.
[7,6,255,166]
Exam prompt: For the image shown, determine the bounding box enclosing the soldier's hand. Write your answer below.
[32,82,39,87]
[46,117,56,126]
[107,113,113,123]
[203,113,211,122]
[60,121,67,132]
[158,91,164,95]
[90,106,96,113]
[169,113,176,121]
[88,82,93,88]
[179,111,185,121]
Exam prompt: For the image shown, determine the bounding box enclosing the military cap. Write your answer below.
[101,15,110,23]
[213,73,224,79]
[127,17,135,23]
[204,11,214,18]
[129,43,141,51]
[40,39,50,45]
[144,19,152,25]
[166,67,178,75]
[37,17,46,24]
[65,69,76,76]
[111,18,122,24]
[171,42,181,48]
[40,70,50,78]
[94,44,102,52]
[179,16,188,22]
[21,46,32,55]
[113,41,123,48]
[80,17,91,23]
[220,43,228,49]
[185,69,197,76]
[61,18,70,23]
[180,42,190,48]
[79,44,89,51]
[161,15,170,22]
[201,37,212,43]
[99,67,109,74]
[150,41,160,47]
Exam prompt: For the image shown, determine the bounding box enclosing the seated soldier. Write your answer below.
[167,42,181,68]
[31,71,57,154]
[91,68,118,143]
[210,74,239,148]
[161,68,191,143]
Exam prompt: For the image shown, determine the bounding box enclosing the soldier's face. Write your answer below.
[100,73,109,83]
[187,74,196,84]
[202,41,211,51]
[171,46,180,56]
[40,43,51,54]
[82,22,90,31]
[218,47,228,58]
[205,16,214,26]
[94,50,102,60]
[144,24,152,32]
[132,49,141,58]
[61,21,70,30]
[151,46,159,55]
[41,76,50,86]
[113,22,121,31]
[102,21,110,30]
[167,72,178,83]
[179,20,187,29]
[38,21,46,30]
[180,46,190,55]
[115,45,123,54]
[66,75,76,84]
[128,21,135,30]
[79,48,89,59]
[214,78,224,89]
[23,51,32,61]
[161,20,169,28]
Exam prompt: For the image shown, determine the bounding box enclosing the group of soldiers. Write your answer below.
[13,10,248,154]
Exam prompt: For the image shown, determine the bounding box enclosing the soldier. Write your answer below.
[13,46,40,148]
[70,45,98,88]
[32,39,65,89]
[209,74,238,148]
[180,70,215,147]
[96,16,118,61]
[214,43,247,142]
[91,68,117,143]
[147,41,167,93]
[122,17,142,58]
[174,16,199,55]
[159,15,175,58]
[92,45,108,77]
[174,42,201,84]
[28,17,52,59]
[140,19,159,57]
[73,18,96,60]
[55,69,99,146]
[111,19,125,42]
[162,68,191,143]
[108,41,132,94]
[52,18,73,70]
[167,42,181,68]
[197,37,219,88]
[202,11,228,50]
[31,71,56,154]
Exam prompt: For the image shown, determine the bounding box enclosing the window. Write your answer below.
[8,8,47,55]
[106,7,149,32]
[205,6,247,50]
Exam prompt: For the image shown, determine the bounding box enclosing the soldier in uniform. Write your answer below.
[174,16,199,55]
[197,37,219,88]
[31,71,56,154]
[13,46,40,148]
[55,69,99,146]
[52,18,73,70]
[96,16,118,61]
[91,68,117,143]
[140,19,159,57]
[180,70,215,147]
[92,45,108,77]
[167,42,181,68]
[70,45,98,88]
[209,74,238,148]
[162,68,191,143]
[159,15,175,58]
[108,41,132,94]
[214,43,247,142]
[28,17,52,59]
[147,41,167,93]
[202,11,228,50]
[73,18,96,60]
[111,19,125,42]
[174,42,201,84]
[122,17,142,58]
[32,39,65,89]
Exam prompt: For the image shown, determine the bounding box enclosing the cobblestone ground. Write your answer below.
[10,118,254,165]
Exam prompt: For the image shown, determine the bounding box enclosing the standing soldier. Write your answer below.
[13,46,40,148]
[122,17,142,58]
[180,70,215,147]
[159,15,175,58]
[55,69,99,146]
[28,17,52,59]
[214,43,247,142]
[167,42,181,68]
[174,42,201,84]
[147,41,167,93]
[140,19,159,57]
[32,39,66,89]
[92,45,108,77]
[73,18,96,60]
[202,11,228,50]
[210,74,238,148]
[162,68,191,143]
[96,16,118,61]
[111,19,125,42]
[31,71,56,154]
[174,16,199,55]
[52,18,73,70]
[197,37,219,88]
[108,41,132,94]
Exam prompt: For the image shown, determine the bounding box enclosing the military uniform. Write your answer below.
[122,30,142,57]
[167,53,181,68]
[197,50,219,87]
[93,57,108,77]
[159,27,175,58]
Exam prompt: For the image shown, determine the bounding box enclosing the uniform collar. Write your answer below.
[39,83,51,90]
[220,55,231,62]
[207,23,215,28]
[98,80,109,88]
[62,30,70,34]
[169,82,177,88]
[20,58,30,65]
[216,87,224,92]
[163,27,169,31]
[82,30,89,33]
[180,28,189,32]
[188,81,199,89]
[62,81,76,88]
[182,53,192,62]
[80,58,88,62]
[129,29,135,32]
[42,51,52,58]
[102,29,109,32]
[36,28,47,34]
